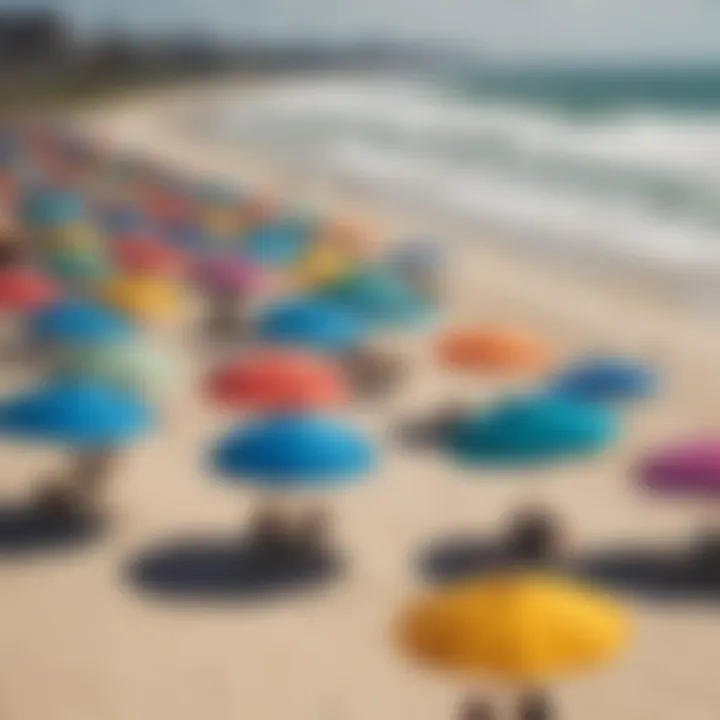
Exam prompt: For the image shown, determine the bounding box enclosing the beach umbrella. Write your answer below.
[210,414,374,551]
[242,216,315,267]
[42,249,113,291]
[0,379,154,516]
[439,325,553,377]
[549,355,657,404]
[0,266,60,357]
[256,296,401,398]
[447,393,618,466]
[256,297,365,354]
[0,266,59,314]
[205,349,349,412]
[397,571,630,719]
[112,236,189,278]
[29,298,133,350]
[163,222,211,254]
[99,205,150,236]
[193,254,268,340]
[99,274,186,325]
[639,439,720,578]
[319,265,434,328]
[39,222,105,255]
[21,187,85,229]
[53,337,174,403]
[292,243,354,290]
[443,393,618,563]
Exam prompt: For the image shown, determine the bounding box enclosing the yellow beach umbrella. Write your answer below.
[399,572,629,683]
[99,274,185,324]
[398,572,630,718]
[39,222,105,255]
[293,244,354,290]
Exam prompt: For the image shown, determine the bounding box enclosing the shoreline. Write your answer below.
[78,80,720,365]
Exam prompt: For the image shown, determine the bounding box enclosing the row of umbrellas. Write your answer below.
[0,119,708,720]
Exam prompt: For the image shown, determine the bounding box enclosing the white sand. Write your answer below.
[1,82,720,720]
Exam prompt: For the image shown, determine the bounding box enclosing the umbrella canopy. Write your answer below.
[447,393,618,465]
[639,439,720,496]
[42,249,112,286]
[112,237,189,277]
[30,298,132,345]
[53,338,174,401]
[193,255,267,297]
[242,218,314,266]
[100,205,150,236]
[0,379,154,448]
[292,244,354,290]
[205,349,349,412]
[397,571,630,683]
[210,414,375,490]
[439,326,553,375]
[99,275,185,323]
[550,356,657,404]
[21,187,85,228]
[256,297,365,354]
[40,222,105,255]
[0,266,60,313]
[320,266,433,328]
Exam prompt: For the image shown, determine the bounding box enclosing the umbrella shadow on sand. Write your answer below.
[0,501,104,557]
[126,534,345,603]
[576,542,720,602]
[417,511,571,585]
[417,534,516,584]
[420,535,720,602]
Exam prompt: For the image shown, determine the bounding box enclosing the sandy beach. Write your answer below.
[2,81,720,720]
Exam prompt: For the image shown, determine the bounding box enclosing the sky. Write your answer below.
[3,0,720,64]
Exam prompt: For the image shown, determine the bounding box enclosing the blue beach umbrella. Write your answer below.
[210,414,375,490]
[447,393,619,466]
[242,217,314,266]
[256,297,366,354]
[319,266,434,328]
[100,206,150,236]
[29,298,133,346]
[22,188,85,228]
[549,356,657,404]
[0,379,154,448]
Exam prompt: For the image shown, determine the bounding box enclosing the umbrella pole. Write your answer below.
[516,689,553,720]
[249,495,291,552]
[505,501,563,566]
[295,499,331,555]
[342,346,400,398]
[34,449,117,518]
[71,448,118,505]
[457,695,495,720]
[207,293,245,341]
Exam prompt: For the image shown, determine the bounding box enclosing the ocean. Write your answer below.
[197,68,720,290]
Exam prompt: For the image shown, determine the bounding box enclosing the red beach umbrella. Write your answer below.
[205,348,350,412]
[113,237,189,278]
[0,266,60,314]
